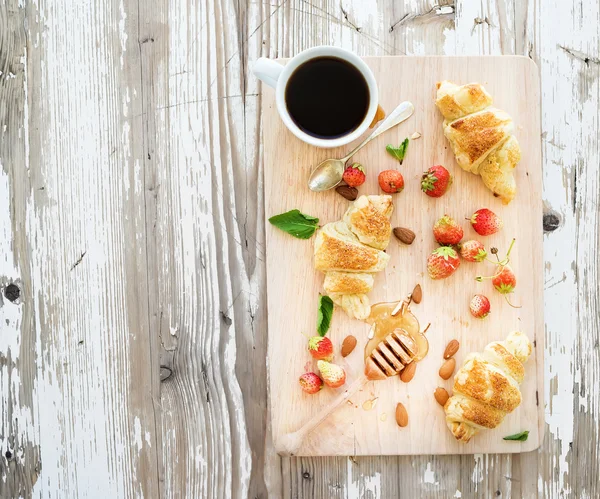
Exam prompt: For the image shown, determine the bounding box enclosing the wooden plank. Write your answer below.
[0,1,41,497]
[264,55,543,456]
[1,0,161,496]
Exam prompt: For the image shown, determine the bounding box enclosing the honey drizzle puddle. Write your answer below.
[362,397,378,411]
[363,301,429,363]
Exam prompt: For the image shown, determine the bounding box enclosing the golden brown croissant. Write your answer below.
[444,331,532,443]
[436,81,521,204]
[314,195,393,319]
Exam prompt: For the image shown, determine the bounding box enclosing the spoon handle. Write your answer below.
[341,101,415,162]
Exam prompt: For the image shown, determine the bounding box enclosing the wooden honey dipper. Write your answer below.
[364,328,418,380]
[277,328,419,455]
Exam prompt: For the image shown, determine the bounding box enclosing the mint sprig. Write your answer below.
[386,138,410,164]
[503,431,529,442]
[268,209,319,239]
[316,295,334,336]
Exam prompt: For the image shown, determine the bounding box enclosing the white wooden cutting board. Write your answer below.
[263,56,543,456]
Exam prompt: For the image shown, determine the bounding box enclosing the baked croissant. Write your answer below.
[314,195,393,320]
[444,331,532,443]
[436,81,521,204]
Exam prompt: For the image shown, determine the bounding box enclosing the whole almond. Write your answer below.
[395,403,408,427]
[399,362,416,383]
[393,227,416,245]
[336,185,358,201]
[411,284,422,304]
[434,387,450,406]
[439,358,456,380]
[341,335,357,357]
[443,339,460,359]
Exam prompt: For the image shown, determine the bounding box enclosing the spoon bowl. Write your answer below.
[307,101,414,192]
[308,158,345,191]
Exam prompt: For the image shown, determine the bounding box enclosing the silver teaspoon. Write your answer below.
[308,101,415,192]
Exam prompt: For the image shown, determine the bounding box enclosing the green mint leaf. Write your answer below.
[317,294,334,336]
[386,138,410,164]
[503,430,529,442]
[268,209,319,239]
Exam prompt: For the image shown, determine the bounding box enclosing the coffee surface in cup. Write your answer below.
[285,57,370,139]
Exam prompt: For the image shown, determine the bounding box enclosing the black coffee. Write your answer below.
[285,57,370,139]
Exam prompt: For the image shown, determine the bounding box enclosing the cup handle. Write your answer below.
[253,58,284,89]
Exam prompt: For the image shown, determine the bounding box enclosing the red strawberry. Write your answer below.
[378,170,404,193]
[317,360,346,388]
[433,215,464,245]
[492,265,517,294]
[469,295,491,319]
[459,240,487,262]
[421,165,452,198]
[470,208,503,236]
[308,336,334,361]
[427,246,460,280]
[342,163,366,187]
[299,372,324,394]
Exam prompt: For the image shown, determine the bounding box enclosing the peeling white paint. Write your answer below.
[423,462,439,485]
[133,417,143,453]
[119,0,128,69]
[347,459,381,498]
[471,454,485,484]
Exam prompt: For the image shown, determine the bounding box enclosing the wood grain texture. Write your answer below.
[0,0,597,497]
[264,55,544,457]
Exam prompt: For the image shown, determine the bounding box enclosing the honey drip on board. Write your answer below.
[364,301,429,363]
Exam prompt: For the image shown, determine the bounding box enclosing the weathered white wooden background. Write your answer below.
[0,0,597,497]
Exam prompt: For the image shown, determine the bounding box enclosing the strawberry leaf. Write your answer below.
[475,249,488,262]
[421,173,437,191]
[317,294,334,336]
[503,430,529,442]
[269,209,319,239]
[386,138,410,164]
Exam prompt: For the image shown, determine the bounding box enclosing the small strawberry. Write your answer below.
[459,240,487,262]
[492,265,517,295]
[342,163,366,187]
[299,372,324,394]
[308,336,334,362]
[470,208,503,236]
[421,165,452,198]
[433,215,464,246]
[469,295,491,319]
[427,246,460,280]
[317,360,346,388]
[378,170,404,193]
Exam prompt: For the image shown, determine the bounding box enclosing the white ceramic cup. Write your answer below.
[253,46,379,148]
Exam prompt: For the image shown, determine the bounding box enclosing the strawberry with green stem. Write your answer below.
[475,239,520,308]
[307,335,334,361]
[459,240,487,262]
[427,246,461,280]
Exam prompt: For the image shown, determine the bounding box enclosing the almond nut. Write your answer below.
[395,403,408,427]
[341,335,357,357]
[393,227,416,245]
[399,362,416,383]
[411,284,422,304]
[443,339,460,359]
[336,185,358,201]
[434,387,449,406]
[439,358,456,380]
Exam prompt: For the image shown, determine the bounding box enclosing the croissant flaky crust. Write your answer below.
[436,81,521,204]
[314,195,393,319]
[444,331,532,443]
